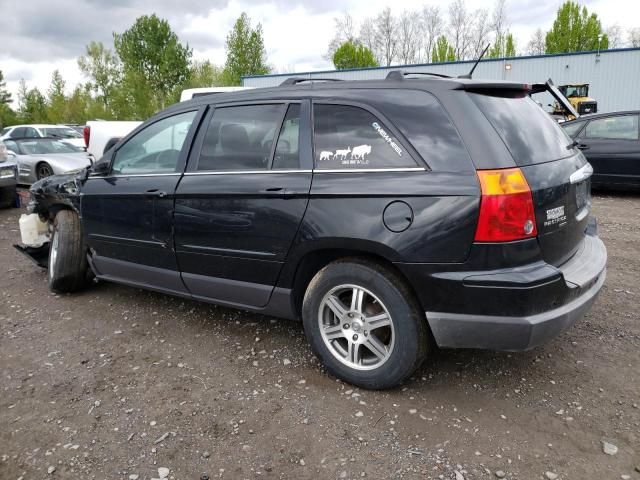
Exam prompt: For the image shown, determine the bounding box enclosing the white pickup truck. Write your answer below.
[84,88,253,160]
[84,120,142,160]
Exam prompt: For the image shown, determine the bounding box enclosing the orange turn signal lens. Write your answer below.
[476,168,531,195]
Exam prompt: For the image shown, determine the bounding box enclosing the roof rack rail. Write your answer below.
[280,77,344,86]
[386,70,452,81]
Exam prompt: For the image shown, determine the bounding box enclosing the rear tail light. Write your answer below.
[474,168,538,242]
[83,125,90,148]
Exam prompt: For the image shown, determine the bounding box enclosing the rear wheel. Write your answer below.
[36,162,54,180]
[302,259,429,389]
[48,210,88,293]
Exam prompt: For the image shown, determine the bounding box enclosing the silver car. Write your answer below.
[2,138,92,184]
[0,142,18,208]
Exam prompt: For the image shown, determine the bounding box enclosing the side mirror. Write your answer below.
[90,158,111,176]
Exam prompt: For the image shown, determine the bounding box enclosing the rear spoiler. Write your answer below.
[530,79,580,119]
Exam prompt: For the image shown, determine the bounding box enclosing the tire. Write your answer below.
[36,162,54,180]
[48,210,89,293]
[302,258,429,390]
[0,185,16,208]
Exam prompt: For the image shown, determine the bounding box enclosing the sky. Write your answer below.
[0,0,638,103]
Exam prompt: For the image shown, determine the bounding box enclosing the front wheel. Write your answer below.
[36,162,54,180]
[302,259,430,389]
[48,210,89,293]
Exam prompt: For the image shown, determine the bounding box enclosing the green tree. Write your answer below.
[223,13,270,85]
[545,1,609,53]
[505,34,516,57]
[0,70,15,128]
[0,70,11,105]
[114,14,192,110]
[332,40,379,69]
[47,70,66,123]
[488,32,516,58]
[432,35,456,62]
[78,41,122,111]
[18,81,48,124]
[186,60,224,88]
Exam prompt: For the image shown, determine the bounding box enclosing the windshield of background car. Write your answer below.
[469,91,573,165]
[41,127,83,139]
[16,139,84,155]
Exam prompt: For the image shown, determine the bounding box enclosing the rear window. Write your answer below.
[470,92,572,165]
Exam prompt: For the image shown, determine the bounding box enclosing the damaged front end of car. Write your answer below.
[13,169,87,268]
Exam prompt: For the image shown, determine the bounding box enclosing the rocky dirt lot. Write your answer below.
[1,192,639,480]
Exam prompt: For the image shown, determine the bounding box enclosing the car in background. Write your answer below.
[2,137,91,184]
[65,124,85,135]
[1,124,85,149]
[84,120,142,159]
[561,111,640,190]
[0,142,18,208]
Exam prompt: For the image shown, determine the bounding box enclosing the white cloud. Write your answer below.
[2,0,639,104]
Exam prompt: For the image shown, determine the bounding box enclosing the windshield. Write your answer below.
[16,139,84,155]
[470,92,573,166]
[41,127,83,139]
[563,85,588,98]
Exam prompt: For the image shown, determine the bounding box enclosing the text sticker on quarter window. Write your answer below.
[372,122,403,156]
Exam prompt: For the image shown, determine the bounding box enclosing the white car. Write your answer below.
[0,124,85,149]
[179,86,252,102]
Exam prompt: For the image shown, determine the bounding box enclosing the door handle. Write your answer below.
[262,187,298,198]
[577,144,590,151]
[145,189,167,198]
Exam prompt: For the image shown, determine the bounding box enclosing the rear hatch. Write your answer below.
[469,90,592,266]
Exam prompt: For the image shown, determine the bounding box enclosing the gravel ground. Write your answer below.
[1,192,639,480]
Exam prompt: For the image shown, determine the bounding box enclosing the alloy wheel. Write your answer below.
[317,284,395,371]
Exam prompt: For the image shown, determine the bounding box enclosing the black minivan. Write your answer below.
[24,74,607,389]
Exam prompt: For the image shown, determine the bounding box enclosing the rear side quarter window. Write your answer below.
[313,104,416,170]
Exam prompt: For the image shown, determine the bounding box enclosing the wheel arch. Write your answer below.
[282,244,423,319]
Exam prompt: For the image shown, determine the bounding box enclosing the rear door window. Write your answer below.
[272,104,300,169]
[470,92,572,165]
[584,115,639,140]
[313,104,416,169]
[197,104,285,171]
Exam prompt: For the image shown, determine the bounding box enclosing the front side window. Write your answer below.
[561,121,586,138]
[111,111,196,175]
[197,104,285,171]
[313,104,416,169]
[584,115,639,140]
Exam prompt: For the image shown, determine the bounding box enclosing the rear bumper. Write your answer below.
[426,267,604,350]
[398,228,607,351]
